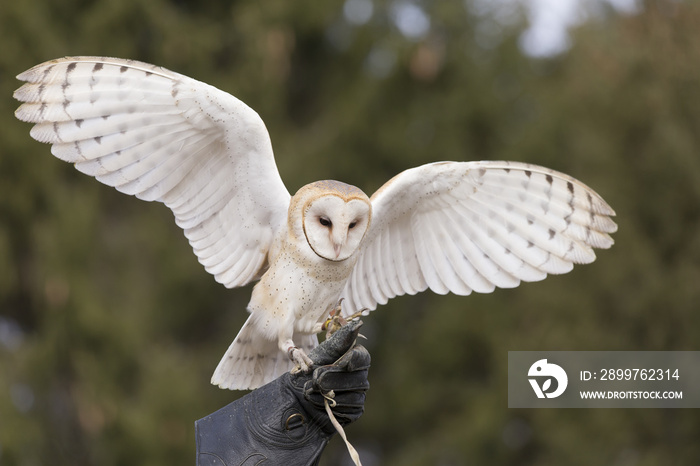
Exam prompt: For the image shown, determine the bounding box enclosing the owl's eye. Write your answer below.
[319,217,332,227]
[348,221,357,229]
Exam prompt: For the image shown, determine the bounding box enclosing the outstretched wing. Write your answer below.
[15,56,291,288]
[341,161,617,314]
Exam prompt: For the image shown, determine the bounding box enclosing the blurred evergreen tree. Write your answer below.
[1,0,699,465]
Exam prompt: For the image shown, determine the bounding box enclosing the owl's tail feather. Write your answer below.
[210,316,319,391]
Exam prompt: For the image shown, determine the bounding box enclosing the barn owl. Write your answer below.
[14,57,617,390]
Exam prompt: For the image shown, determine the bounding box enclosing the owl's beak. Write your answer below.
[331,227,348,259]
[333,243,342,259]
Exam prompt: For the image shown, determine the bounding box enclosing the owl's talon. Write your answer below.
[288,346,313,373]
[322,307,368,337]
[345,310,368,321]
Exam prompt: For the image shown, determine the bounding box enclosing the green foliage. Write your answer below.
[2,1,700,465]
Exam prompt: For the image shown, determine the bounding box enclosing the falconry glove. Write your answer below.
[195,321,370,466]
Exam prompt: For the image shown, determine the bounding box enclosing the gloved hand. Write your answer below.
[195,320,370,466]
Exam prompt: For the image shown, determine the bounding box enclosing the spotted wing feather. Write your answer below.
[14,56,291,288]
[341,161,617,314]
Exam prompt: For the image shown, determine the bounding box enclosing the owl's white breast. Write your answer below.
[247,231,359,340]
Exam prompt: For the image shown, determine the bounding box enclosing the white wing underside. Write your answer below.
[341,161,617,315]
[13,58,617,321]
[14,57,291,288]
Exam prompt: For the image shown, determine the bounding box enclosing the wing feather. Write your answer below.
[412,211,451,295]
[391,225,413,295]
[382,226,404,297]
[378,228,399,300]
[449,206,514,290]
[461,194,573,275]
[461,216,522,288]
[341,161,617,315]
[366,235,388,305]
[350,253,370,310]
[170,159,234,222]
[431,215,473,295]
[15,56,291,288]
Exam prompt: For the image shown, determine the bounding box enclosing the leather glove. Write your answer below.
[195,321,370,466]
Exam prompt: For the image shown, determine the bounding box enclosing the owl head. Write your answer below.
[289,180,372,261]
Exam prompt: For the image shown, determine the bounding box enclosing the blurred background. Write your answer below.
[1,0,699,464]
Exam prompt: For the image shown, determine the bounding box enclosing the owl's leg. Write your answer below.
[281,338,314,373]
